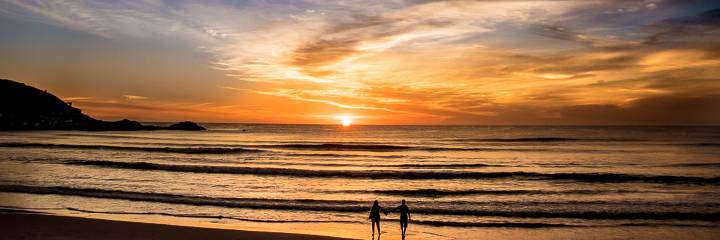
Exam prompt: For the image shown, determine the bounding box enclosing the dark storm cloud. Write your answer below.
[529,24,601,47]
[436,93,720,125]
[645,7,720,45]
[555,94,720,125]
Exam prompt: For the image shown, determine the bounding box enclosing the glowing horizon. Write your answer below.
[1,1,718,125]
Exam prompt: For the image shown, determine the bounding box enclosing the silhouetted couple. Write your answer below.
[369,200,411,239]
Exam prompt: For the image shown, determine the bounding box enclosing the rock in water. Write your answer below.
[168,121,206,131]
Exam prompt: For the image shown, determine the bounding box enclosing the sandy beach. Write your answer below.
[0,211,354,240]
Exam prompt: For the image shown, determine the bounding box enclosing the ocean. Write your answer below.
[1,125,719,239]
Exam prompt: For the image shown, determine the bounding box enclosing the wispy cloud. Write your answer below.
[123,95,149,101]
[2,0,719,124]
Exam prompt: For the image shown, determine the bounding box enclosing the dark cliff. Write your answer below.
[0,79,204,131]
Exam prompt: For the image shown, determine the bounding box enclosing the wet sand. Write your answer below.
[0,212,354,240]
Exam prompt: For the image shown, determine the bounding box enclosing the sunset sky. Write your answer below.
[1,0,718,125]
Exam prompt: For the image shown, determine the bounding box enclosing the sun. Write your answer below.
[340,115,353,127]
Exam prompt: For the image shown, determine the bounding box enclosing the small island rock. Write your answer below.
[168,121,206,131]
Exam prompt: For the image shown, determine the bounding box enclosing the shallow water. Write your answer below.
[1,125,719,239]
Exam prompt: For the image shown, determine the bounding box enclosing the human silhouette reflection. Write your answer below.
[391,199,411,239]
[369,200,387,239]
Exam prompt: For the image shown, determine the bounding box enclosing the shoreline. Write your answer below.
[2,201,720,240]
[0,211,356,240]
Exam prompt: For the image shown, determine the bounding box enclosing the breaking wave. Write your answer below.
[1,185,719,221]
[450,137,635,142]
[0,141,627,153]
[664,162,720,168]
[62,160,720,184]
[0,143,263,154]
[350,188,642,197]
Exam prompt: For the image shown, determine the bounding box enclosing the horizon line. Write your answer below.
[136,121,720,127]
